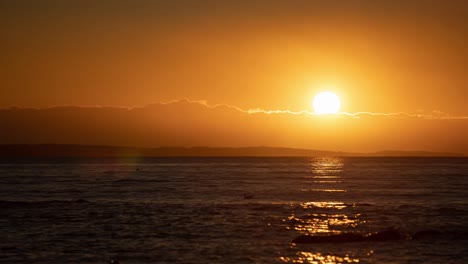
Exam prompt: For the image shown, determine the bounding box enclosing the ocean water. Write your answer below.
[0,157,467,263]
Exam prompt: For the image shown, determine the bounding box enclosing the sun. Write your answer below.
[312,91,341,114]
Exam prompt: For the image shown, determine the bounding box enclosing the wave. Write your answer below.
[292,228,468,244]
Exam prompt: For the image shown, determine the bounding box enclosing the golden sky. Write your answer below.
[1,1,467,153]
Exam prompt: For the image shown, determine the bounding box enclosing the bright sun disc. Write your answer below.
[313,92,341,114]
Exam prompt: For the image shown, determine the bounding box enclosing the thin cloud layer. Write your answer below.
[1,99,467,154]
[164,98,468,120]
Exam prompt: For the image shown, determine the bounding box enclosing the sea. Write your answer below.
[0,157,467,264]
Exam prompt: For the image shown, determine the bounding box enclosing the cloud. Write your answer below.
[1,99,467,154]
[159,98,468,120]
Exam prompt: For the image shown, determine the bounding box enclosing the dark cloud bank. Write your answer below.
[1,99,467,155]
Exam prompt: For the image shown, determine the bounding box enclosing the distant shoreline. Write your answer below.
[0,144,464,158]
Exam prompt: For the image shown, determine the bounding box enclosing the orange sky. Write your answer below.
[1,1,467,153]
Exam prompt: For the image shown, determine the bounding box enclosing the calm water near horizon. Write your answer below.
[1,157,467,263]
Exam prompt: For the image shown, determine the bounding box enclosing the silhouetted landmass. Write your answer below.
[0,144,463,158]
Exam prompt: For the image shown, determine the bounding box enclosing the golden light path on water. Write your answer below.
[280,252,361,263]
[280,158,371,264]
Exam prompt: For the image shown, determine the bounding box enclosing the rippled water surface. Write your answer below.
[1,157,467,263]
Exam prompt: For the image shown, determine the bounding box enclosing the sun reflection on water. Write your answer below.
[310,157,344,174]
[287,211,361,234]
[280,252,360,263]
[302,158,346,193]
[301,189,347,192]
[302,201,347,209]
[312,180,342,183]
[280,158,366,264]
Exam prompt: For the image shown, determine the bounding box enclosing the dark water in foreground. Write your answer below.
[0,157,467,263]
